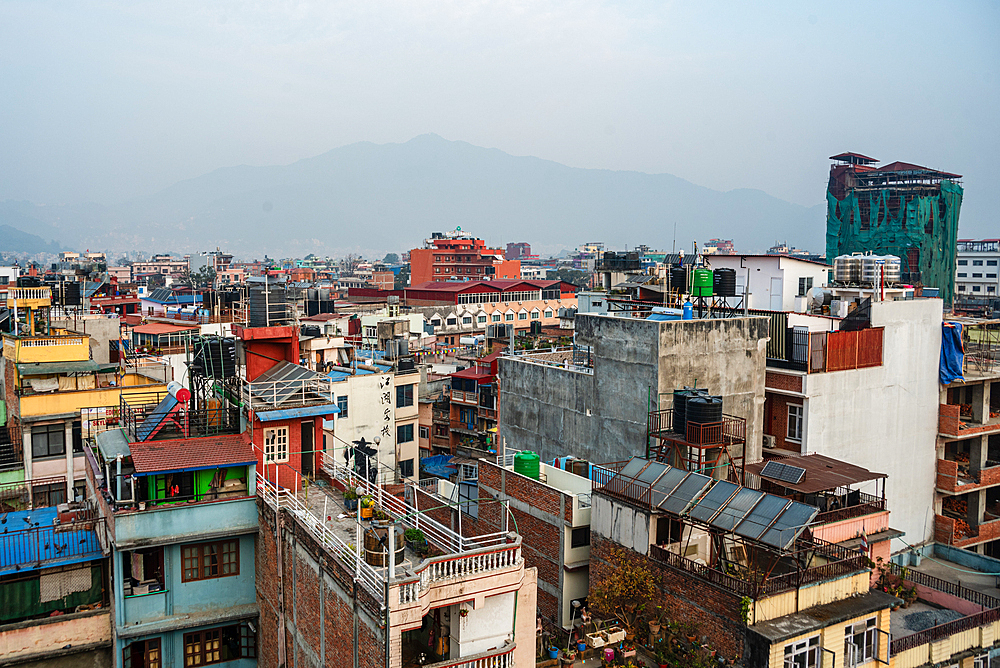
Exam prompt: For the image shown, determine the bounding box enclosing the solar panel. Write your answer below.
[711,488,765,533]
[688,480,740,524]
[649,467,689,507]
[759,502,819,550]
[734,495,791,541]
[616,458,648,480]
[636,461,669,484]
[760,460,806,485]
[657,472,713,515]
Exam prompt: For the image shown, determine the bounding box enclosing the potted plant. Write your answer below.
[647,604,663,637]
[653,640,671,668]
[561,648,577,665]
[404,527,427,551]
[360,496,374,519]
[620,641,636,658]
[344,488,358,512]
[576,640,587,652]
[547,645,560,659]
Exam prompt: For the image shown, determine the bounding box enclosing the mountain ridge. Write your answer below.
[0,135,826,257]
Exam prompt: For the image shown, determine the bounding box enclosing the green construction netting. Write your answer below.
[826,180,963,305]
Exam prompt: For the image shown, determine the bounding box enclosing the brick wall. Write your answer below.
[256,500,386,668]
[590,536,746,659]
[764,393,801,452]
[765,371,802,393]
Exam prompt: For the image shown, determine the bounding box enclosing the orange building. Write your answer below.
[409,230,520,285]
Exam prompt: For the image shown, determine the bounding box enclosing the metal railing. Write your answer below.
[0,475,68,509]
[417,641,516,668]
[241,375,335,409]
[886,560,1000,610]
[815,493,886,524]
[891,608,1000,655]
[646,409,746,446]
[0,515,106,571]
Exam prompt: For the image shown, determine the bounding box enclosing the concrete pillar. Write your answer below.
[968,489,986,529]
[970,436,987,479]
[973,382,989,423]
[64,421,74,501]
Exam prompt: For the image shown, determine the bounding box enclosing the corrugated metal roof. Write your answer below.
[96,428,132,460]
[745,453,885,494]
[16,361,119,375]
[256,404,340,422]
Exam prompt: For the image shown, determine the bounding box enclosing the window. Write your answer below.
[974,260,984,266]
[989,274,997,279]
[960,285,967,291]
[399,458,414,478]
[419,426,429,440]
[337,395,348,418]
[844,617,878,665]
[364,325,377,338]
[974,286,982,292]
[797,277,813,297]
[123,547,165,596]
[491,314,501,322]
[958,259,968,265]
[431,318,441,326]
[958,273,967,278]
[787,405,803,442]
[544,309,553,318]
[396,423,414,443]
[31,423,65,458]
[784,636,820,668]
[124,638,161,668]
[990,287,996,293]
[477,315,487,324]
[974,273,983,278]
[183,623,255,666]
[531,310,540,319]
[462,316,472,325]
[571,527,590,548]
[505,313,514,321]
[435,268,441,274]
[181,539,239,582]
[446,317,457,326]
[32,482,66,507]
[263,427,289,463]
[989,260,998,266]
[396,384,414,408]
[518,311,528,320]
[435,256,441,262]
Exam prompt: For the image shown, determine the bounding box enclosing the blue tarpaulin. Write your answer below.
[421,454,457,479]
[940,321,965,385]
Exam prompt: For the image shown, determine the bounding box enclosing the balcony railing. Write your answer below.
[0,515,106,572]
[396,543,522,605]
[815,492,886,524]
[241,375,335,411]
[647,409,747,446]
[417,641,515,668]
[5,287,51,303]
[0,475,68,509]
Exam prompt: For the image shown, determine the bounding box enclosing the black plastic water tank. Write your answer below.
[713,268,737,297]
[686,395,723,426]
[672,387,707,434]
[669,267,687,293]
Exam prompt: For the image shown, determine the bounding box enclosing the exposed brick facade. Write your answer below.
[256,500,386,668]
[765,371,802,393]
[764,392,802,452]
[589,535,746,660]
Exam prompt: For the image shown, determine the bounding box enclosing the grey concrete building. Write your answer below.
[498,313,769,466]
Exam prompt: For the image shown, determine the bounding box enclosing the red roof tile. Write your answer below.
[130,433,255,474]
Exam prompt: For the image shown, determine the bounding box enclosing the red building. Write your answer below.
[409,230,520,285]
[505,242,537,260]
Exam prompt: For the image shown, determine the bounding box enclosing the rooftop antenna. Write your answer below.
[672,223,677,254]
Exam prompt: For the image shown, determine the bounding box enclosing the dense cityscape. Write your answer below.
[2,151,1000,668]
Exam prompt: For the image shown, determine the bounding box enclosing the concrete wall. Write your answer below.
[329,372,396,482]
[51,316,121,364]
[801,298,942,549]
[499,314,769,466]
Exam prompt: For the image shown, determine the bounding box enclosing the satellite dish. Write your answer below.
[808,287,831,310]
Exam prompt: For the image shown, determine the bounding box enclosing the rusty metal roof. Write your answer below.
[746,453,885,494]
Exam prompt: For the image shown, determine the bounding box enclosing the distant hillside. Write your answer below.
[0,222,60,254]
[0,136,827,257]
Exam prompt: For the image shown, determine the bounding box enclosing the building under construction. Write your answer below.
[825,152,963,305]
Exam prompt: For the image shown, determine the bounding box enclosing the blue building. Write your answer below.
[90,386,258,668]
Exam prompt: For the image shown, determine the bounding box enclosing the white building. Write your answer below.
[956,239,1000,298]
[762,298,942,550]
[705,254,830,312]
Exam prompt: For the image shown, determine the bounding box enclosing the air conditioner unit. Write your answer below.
[762,435,777,449]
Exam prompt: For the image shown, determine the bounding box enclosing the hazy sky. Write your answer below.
[1,1,997,235]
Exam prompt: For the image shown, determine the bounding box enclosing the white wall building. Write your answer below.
[956,239,1000,298]
[705,254,830,312]
[762,298,942,550]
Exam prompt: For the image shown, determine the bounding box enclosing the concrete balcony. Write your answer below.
[939,403,1000,440]
[0,609,110,664]
[3,331,90,364]
[4,287,51,310]
[449,390,478,406]
[935,513,1000,548]
[937,458,1000,494]
[98,493,258,549]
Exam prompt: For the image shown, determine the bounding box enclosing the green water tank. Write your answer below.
[692,268,714,297]
[513,451,540,479]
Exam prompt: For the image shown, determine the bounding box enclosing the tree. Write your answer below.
[394,265,410,290]
[383,253,400,264]
[547,268,592,288]
[589,546,658,634]
[180,266,217,288]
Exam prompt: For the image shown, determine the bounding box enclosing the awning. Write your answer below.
[16,361,119,375]
[96,428,132,460]
[255,404,341,422]
[132,323,198,335]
